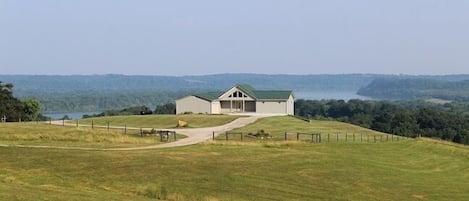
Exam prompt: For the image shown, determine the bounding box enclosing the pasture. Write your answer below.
[76,114,240,128]
[221,116,398,142]
[0,139,468,200]
[1,116,468,200]
[0,123,185,148]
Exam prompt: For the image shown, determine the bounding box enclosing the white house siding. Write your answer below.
[256,101,287,114]
[211,101,221,114]
[176,96,211,114]
[286,95,294,115]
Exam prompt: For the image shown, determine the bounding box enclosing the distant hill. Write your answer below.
[2,74,469,112]
[358,77,469,101]
[0,74,384,94]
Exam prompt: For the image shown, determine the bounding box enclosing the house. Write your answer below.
[176,84,294,115]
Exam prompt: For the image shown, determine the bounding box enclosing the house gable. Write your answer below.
[219,85,256,101]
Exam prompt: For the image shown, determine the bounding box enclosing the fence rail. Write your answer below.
[214,131,411,143]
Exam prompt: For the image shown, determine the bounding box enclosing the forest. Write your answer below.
[295,99,469,145]
[358,78,469,101]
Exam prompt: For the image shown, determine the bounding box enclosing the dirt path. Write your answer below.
[1,115,271,151]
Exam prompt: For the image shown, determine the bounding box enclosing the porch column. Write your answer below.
[230,100,232,112]
[243,100,245,112]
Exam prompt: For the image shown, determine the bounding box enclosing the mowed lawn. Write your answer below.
[225,116,398,142]
[76,114,240,128]
[0,139,468,200]
[0,123,184,148]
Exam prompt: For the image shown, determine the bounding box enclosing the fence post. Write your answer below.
[386,135,389,142]
[319,134,322,143]
[392,135,394,142]
[353,133,355,142]
[76,120,79,127]
[374,135,376,143]
[92,120,94,129]
[360,134,363,143]
[62,119,65,127]
[212,131,215,140]
[297,132,300,141]
[327,133,330,142]
[174,132,176,141]
[124,124,127,134]
[311,134,314,143]
[336,132,339,143]
[345,133,348,142]
[107,122,110,131]
[226,132,228,141]
[140,128,143,137]
[284,132,287,141]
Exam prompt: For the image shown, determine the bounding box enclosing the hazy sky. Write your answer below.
[1,0,468,75]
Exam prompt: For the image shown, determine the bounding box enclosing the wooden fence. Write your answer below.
[214,131,410,143]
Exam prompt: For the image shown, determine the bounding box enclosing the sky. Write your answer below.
[1,0,468,75]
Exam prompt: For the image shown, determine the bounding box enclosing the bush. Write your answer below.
[248,129,271,139]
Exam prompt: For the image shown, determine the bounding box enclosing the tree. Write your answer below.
[0,81,24,121]
[0,81,43,122]
[23,98,41,121]
[155,103,176,114]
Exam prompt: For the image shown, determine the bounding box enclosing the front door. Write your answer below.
[232,101,243,112]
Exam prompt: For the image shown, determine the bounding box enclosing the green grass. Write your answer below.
[76,114,240,128]
[223,116,400,142]
[0,140,467,200]
[0,123,185,148]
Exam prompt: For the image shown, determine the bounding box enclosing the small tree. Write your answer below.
[23,98,41,121]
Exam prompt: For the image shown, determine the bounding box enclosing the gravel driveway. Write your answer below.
[1,115,275,151]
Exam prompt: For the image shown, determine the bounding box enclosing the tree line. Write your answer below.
[82,103,176,118]
[295,99,469,145]
[0,81,42,122]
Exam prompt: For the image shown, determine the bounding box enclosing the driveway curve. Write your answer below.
[1,115,275,151]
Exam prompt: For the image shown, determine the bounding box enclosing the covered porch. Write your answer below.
[220,100,256,113]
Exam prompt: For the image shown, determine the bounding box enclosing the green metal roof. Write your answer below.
[191,84,293,101]
[193,92,223,101]
[252,90,293,100]
[236,84,256,98]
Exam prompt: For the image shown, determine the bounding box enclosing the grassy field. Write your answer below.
[0,139,467,200]
[76,114,240,128]
[0,123,185,148]
[222,116,399,142]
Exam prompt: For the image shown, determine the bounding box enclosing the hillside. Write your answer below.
[1,116,468,200]
[0,139,467,200]
[358,78,469,101]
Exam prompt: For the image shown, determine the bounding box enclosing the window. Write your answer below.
[229,90,249,99]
